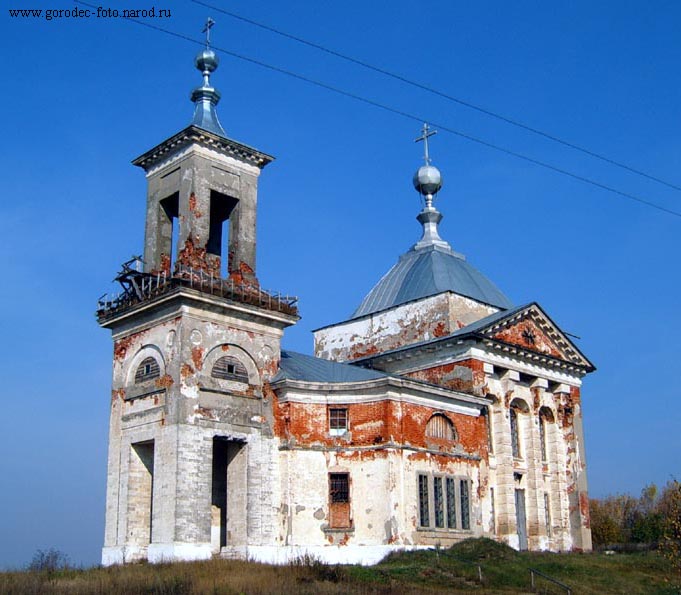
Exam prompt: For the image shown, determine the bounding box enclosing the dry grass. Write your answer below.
[1,539,679,595]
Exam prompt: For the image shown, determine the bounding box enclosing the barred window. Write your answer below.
[329,408,348,435]
[460,479,470,530]
[329,473,349,503]
[426,414,455,440]
[418,474,430,527]
[446,477,457,529]
[544,493,552,538]
[510,407,520,458]
[538,407,554,463]
[433,477,445,528]
[418,474,471,531]
[211,356,248,383]
[539,415,547,461]
[135,357,160,384]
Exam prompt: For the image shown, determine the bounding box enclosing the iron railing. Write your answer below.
[97,264,298,321]
[530,567,572,594]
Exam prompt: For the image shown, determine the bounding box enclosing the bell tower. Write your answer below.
[136,26,265,284]
[98,22,298,565]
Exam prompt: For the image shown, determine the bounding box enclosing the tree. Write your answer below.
[660,480,681,573]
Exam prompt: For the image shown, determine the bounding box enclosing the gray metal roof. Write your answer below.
[274,350,388,383]
[352,244,513,318]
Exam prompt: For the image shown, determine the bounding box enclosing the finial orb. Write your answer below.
[413,164,442,196]
[195,48,219,73]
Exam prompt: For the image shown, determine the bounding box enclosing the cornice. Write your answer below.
[132,125,274,172]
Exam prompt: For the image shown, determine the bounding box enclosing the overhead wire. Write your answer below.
[73,0,681,219]
[192,0,681,194]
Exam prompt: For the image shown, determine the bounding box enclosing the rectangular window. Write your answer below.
[544,492,551,538]
[418,474,472,532]
[418,474,430,527]
[329,408,348,436]
[433,477,445,528]
[460,479,470,530]
[328,473,351,529]
[446,477,457,528]
[329,473,349,503]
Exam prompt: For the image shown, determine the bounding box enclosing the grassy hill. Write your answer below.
[1,539,678,594]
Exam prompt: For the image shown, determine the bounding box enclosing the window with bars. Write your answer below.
[539,415,547,462]
[328,472,351,529]
[418,474,430,527]
[425,414,456,440]
[329,473,349,503]
[417,474,471,531]
[135,357,160,384]
[538,407,554,463]
[329,408,348,436]
[544,493,552,538]
[211,356,248,383]
[460,479,470,530]
[510,407,521,458]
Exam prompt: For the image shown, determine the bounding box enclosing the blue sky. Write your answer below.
[1,0,679,569]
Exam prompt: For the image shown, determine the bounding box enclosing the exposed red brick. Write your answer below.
[493,317,562,359]
[113,335,135,362]
[273,398,487,456]
[191,346,204,371]
[181,363,194,379]
[176,237,220,276]
[111,388,126,403]
[155,374,174,389]
[432,322,447,337]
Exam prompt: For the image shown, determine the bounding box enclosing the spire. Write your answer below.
[190,17,227,137]
[412,123,451,251]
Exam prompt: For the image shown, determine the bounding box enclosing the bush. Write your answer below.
[28,548,71,572]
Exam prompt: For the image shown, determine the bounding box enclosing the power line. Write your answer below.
[73,1,681,219]
[192,0,681,194]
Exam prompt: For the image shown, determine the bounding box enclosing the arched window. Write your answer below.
[211,356,248,383]
[538,407,555,463]
[510,399,529,459]
[135,357,160,384]
[426,414,456,440]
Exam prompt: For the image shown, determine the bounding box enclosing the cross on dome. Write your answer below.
[415,122,437,165]
[203,17,215,48]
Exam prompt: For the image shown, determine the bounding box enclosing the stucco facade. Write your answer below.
[98,43,594,566]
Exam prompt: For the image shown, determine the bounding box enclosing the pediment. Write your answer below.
[474,303,594,371]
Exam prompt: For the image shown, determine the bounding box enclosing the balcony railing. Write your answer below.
[97,264,298,321]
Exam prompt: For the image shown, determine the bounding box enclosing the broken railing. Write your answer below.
[431,545,572,594]
[97,263,298,320]
[529,568,572,594]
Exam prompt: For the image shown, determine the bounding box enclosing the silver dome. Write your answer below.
[413,164,442,196]
[195,49,219,73]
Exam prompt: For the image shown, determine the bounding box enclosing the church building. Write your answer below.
[98,34,594,566]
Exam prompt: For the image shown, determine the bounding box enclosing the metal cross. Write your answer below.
[415,122,437,164]
[203,17,215,48]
